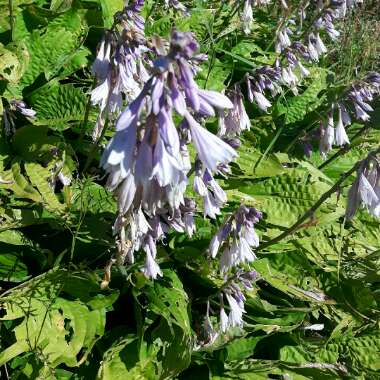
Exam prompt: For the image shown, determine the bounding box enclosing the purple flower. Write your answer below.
[335,106,350,146]
[142,249,162,279]
[10,100,36,118]
[220,86,251,137]
[186,113,237,173]
[319,116,334,159]
[241,0,253,34]
[211,204,261,271]
[100,29,240,280]
[226,293,245,328]
[253,91,272,112]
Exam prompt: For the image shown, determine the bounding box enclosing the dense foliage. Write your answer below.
[0,0,379,379]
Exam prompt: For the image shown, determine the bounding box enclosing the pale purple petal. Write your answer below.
[186,113,237,172]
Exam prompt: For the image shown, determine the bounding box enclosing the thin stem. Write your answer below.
[82,119,109,173]
[78,78,96,145]
[253,121,284,173]
[8,0,14,41]
[257,148,380,251]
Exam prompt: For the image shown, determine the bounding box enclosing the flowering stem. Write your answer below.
[257,149,380,251]
[318,124,371,170]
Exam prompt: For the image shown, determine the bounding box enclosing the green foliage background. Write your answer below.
[0,0,379,379]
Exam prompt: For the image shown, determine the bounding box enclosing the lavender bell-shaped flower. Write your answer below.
[225,293,245,328]
[91,1,151,140]
[319,114,335,159]
[335,105,350,146]
[220,86,251,138]
[101,30,237,279]
[210,204,261,272]
[164,0,189,15]
[346,158,380,220]
[241,0,253,35]
[10,100,37,118]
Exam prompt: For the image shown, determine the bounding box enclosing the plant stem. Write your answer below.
[253,121,284,173]
[257,150,378,251]
[82,118,109,173]
[8,0,14,41]
[78,78,96,145]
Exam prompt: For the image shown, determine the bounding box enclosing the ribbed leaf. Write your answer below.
[236,171,337,228]
[29,81,87,129]
[0,270,117,368]
[275,68,327,124]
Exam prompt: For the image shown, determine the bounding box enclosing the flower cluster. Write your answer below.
[100,29,238,279]
[218,84,251,138]
[209,204,262,273]
[245,65,282,112]
[91,0,150,139]
[346,151,380,220]
[220,270,257,331]
[164,0,189,15]
[246,0,367,114]
[197,200,262,341]
[312,72,380,158]
[200,270,258,344]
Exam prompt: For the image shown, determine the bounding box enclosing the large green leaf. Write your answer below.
[97,336,159,380]
[29,81,87,129]
[280,332,380,375]
[275,68,327,125]
[0,270,118,368]
[13,7,88,89]
[234,170,342,228]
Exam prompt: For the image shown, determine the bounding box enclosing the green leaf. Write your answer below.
[142,270,192,334]
[97,337,158,380]
[236,170,341,228]
[0,229,31,246]
[0,253,28,282]
[0,269,117,368]
[29,81,87,129]
[275,68,327,124]
[98,0,124,28]
[70,181,117,215]
[233,145,285,178]
[0,42,29,85]
[24,162,66,213]
[252,252,329,302]
[15,8,88,89]
[12,125,61,161]
[50,0,73,12]
[216,336,265,362]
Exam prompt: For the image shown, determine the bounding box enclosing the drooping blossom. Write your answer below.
[10,100,36,118]
[217,271,257,333]
[241,0,253,35]
[100,30,237,279]
[91,0,150,140]
[335,105,350,146]
[164,0,189,15]
[209,204,261,273]
[319,114,335,159]
[346,153,380,220]
[219,85,251,138]
[304,72,379,159]
[275,26,293,53]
